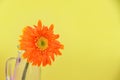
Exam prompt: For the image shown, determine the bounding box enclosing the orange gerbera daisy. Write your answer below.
[19,20,64,66]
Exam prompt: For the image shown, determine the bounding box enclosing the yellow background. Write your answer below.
[0,0,120,80]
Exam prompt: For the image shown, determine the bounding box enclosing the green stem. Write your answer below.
[22,62,29,80]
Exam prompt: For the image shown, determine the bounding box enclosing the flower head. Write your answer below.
[19,20,64,66]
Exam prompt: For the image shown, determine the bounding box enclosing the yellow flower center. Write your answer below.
[36,37,48,50]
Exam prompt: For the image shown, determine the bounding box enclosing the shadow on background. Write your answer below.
[116,0,120,12]
[114,59,120,80]
[111,0,120,22]
[115,0,120,80]
[115,67,120,80]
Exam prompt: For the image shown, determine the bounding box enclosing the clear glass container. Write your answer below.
[5,51,41,80]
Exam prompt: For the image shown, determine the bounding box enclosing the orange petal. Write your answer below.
[49,24,54,31]
[37,58,42,66]
[60,44,64,49]
[55,50,62,55]
[53,34,59,39]
[23,26,35,36]
[23,52,29,58]
[49,53,55,61]
[42,56,47,66]
[42,26,48,34]
[37,20,42,30]
[46,57,51,65]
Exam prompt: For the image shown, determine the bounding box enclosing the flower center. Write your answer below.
[36,37,48,50]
